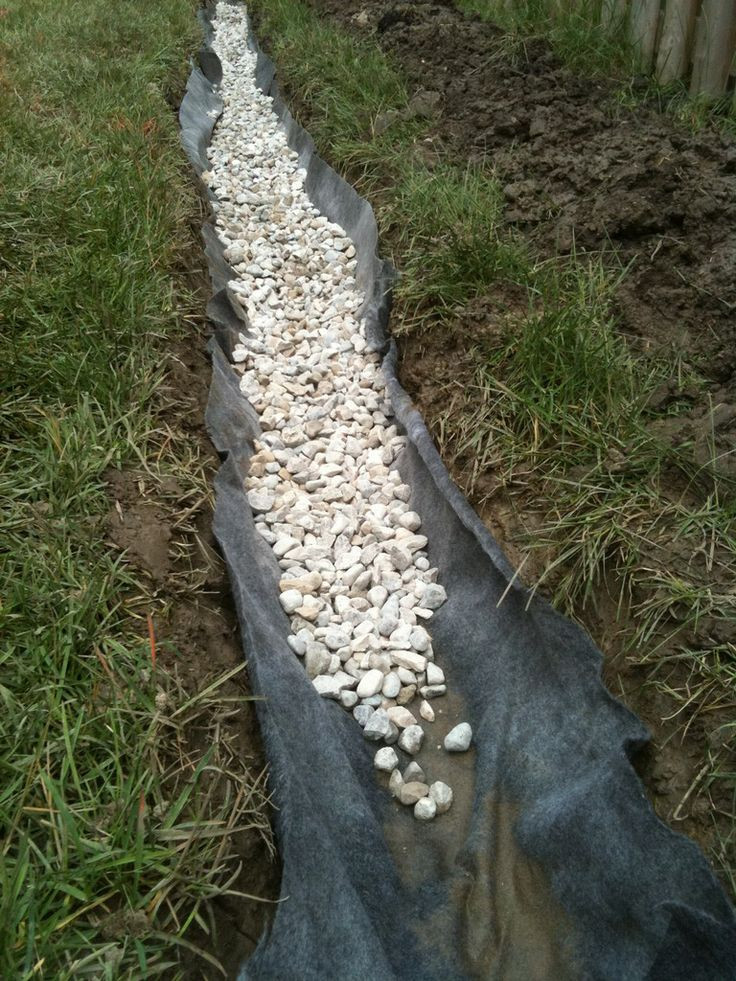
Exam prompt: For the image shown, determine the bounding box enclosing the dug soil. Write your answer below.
[257,0,736,897]
[104,175,279,973]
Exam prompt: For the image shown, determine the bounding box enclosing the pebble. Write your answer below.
[429,781,453,814]
[444,722,473,752]
[419,700,435,722]
[389,768,403,797]
[374,746,399,772]
[208,5,459,822]
[398,781,429,806]
[356,668,384,699]
[404,762,425,783]
[398,725,424,756]
[414,797,437,821]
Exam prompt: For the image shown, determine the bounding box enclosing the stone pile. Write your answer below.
[208,3,472,820]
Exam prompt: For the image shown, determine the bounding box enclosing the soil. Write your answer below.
[255,0,736,896]
[103,175,279,973]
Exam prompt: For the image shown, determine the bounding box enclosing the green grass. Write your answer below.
[457,0,636,76]
[250,0,736,894]
[0,0,272,975]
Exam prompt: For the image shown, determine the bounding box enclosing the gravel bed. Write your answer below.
[206,2,472,819]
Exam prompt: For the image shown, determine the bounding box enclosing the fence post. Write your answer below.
[690,0,736,98]
[629,0,663,70]
[656,0,700,83]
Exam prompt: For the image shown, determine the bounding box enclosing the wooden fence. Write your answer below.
[601,0,736,102]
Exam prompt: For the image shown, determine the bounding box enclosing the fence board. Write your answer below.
[690,0,736,97]
[629,0,662,69]
[600,0,630,31]
[656,0,700,83]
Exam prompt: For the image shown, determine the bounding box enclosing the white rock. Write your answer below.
[422,583,447,610]
[340,690,358,709]
[353,704,374,727]
[391,650,427,673]
[429,781,453,814]
[374,747,399,772]
[363,709,393,742]
[426,663,445,686]
[279,589,303,615]
[414,797,437,821]
[419,700,435,722]
[410,626,430,652]
[312,675,341,698]
[287,634,306,656]
[398,725,424,756]
[248,489,274,514]
[356,668,384,698]
[444,722,472,752]
[382,672,401,699]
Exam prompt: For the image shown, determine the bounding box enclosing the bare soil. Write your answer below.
[258,0,736,895]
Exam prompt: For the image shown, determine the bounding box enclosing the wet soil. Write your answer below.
[257,0,736,894]
[104,182,279,975]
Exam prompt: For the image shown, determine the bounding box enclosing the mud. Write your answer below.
[255,0,736,897]
[104,202,279,975]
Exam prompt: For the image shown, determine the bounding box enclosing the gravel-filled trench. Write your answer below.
[205,2,469,820]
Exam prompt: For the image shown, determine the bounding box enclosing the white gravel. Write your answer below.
[207,3,462,820]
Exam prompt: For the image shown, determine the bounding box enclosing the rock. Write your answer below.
[340,690,358,709]
[409,626,430,652]
[419,684,446,699]
[305,645,331,679]
[398,781,429,806]
[247,489,274,514]
[398,725,424,755]
[426,663,445,686]
[363,708,393,742]
[392,650,427,673]
[397,684,416,705]
[356,668,384,698]
[414,796,437,821]
[279,589,303,614]
[387,706,417,729]
[422,583,447,610]
[389,768,403,798]
[353,704,374,727]
[389,544,412,572]
[374,746,399,772]
[312,675,341,698]
[429,781,453,814]
[382,671,401,699]
[444,722,472,752]
[419,700,435,722]
[287,634,306,656]
[404,762,425,783]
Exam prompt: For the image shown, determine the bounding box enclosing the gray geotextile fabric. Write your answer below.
[180,8,736,979]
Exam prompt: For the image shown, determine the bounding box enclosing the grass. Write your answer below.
[0,0,272,975]
[456,0,636,76]
[249,0,736,894]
